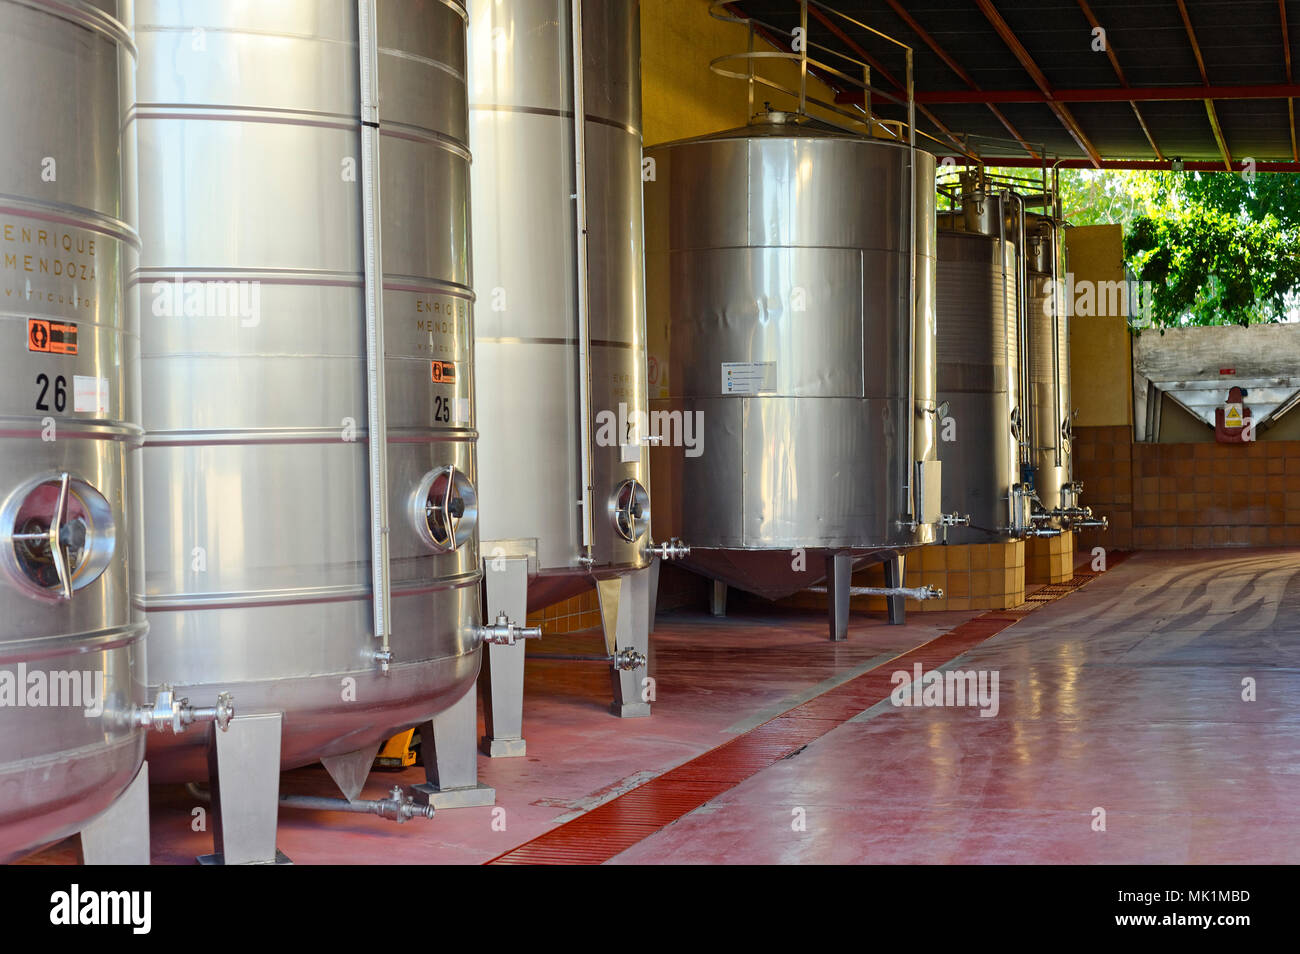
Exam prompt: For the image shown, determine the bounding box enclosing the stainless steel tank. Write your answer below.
[131,0,484,830]
[0,0,146,861]
[645,116,941,633]
[469,0,662,736]
[935,229,1024,543]
[1025,218,1073,512]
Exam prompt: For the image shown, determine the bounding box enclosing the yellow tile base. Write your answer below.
[776,541,1026,614]
[526,587,601,635]
[1025,530,1076,585]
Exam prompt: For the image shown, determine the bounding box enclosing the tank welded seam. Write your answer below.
[0,425,142,442]
[0,196,140,250]
[377,121,471,161]
[10,0,134,52]
[141,429,475,447]
[477,336,638,350]
[133,266,360,283]
[378,46,465,83]
[468,103,641,138]
[0,623,146,665]
[381,276,473,299]
[137,573,481,613]
[127,105,354,133]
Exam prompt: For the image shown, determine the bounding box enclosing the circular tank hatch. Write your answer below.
[610,479,651,543]
[413,466,477,552]
[0,473,116,600]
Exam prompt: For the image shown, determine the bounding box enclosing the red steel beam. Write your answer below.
[837,82,1300,105]
[877,0,1039,159]
[1281,0,1298,161]
[1075,0,1165,161]
[974,0,1102,167]
[1175,0,1232,171]
[936,156,1300,172]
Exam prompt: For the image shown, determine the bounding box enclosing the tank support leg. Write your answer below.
[200,711,290,865]
[710,579,727,617]
[599,568,652,718]
[827,552,852,642]
[80,761,150,864]
[648,555,661,635]
[478,555,529,757]
[414,685,496,809]
[885,554,907,625]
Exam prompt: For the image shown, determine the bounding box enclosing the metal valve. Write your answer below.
[644,537,690,560]
[939,513,970,527]
[612,647,647,671]
[133,685,234,733]
[379,786,435,823]
[477,612,543,646]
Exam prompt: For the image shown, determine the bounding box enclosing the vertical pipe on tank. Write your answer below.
[357,0,393,666]
[1049,220,1063,470]
[905,45,917,521]
[571,0,595,554]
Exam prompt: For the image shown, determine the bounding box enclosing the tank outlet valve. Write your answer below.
[612,648,647,671]
[1026,527,1064,538]
[372,649,394,673]
[645,538,690,560]
[134,686,234,733]
[1071,514,1109,530]
[939,513,970,527]
[809,583,943,601]
[379,786,435,823]
[477,612,543,647]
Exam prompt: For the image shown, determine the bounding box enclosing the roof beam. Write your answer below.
[973,0,1102,167]
[877,0,1039,159]
[1175,0,1232,171]
[1075,0,1165,161]
[838,82,1300,105]
[936,156,1300,172]
[1281,0,1298,161]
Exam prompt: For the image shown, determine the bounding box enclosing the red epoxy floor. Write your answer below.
[24,548,1300,864]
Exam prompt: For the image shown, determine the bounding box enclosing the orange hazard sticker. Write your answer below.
[28,319,78,355]
[431,360,456,384]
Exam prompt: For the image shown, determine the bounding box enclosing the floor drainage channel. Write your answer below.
[487,554,1132,865]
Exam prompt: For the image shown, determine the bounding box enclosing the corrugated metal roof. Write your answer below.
[725,0,1300,165]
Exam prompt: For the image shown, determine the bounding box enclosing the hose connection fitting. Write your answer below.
[133,686,234,733]
[478,612,543,647]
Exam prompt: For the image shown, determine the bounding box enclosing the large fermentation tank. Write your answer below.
[646,117,940,609]
[132,0,482,785]
[1025,218,1073,513]
[470,0,659,732]
[0,0,145,859]
[936,228,1023,543]
[470,0,652,606]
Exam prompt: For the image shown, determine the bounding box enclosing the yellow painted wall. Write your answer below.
[640,0,842,147]
[1065,224,1133,429]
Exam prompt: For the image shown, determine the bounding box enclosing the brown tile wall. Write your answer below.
[526,587,601,634]
[1073,425,1300,551]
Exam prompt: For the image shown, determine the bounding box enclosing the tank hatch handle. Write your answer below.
[10,472,75,600]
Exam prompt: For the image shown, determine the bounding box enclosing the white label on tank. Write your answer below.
[454,397,470,424]
[620,443,641,463]
[73,375,108,414]
[720,362,776,395]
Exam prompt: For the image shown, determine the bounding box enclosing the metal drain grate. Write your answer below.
[486,552,1131,865]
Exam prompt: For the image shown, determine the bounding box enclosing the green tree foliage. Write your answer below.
[974,167,1300,327]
